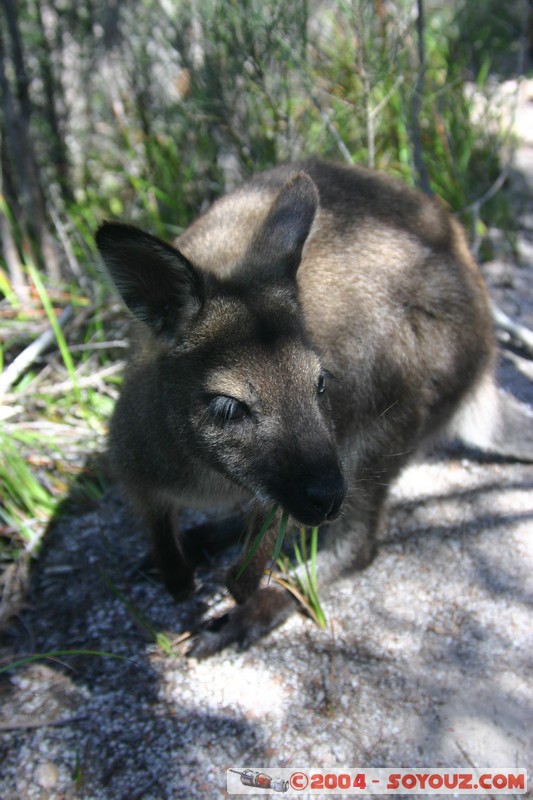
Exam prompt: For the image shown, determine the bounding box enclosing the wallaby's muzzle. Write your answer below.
[266,457,347,527]
[303,472,347,523]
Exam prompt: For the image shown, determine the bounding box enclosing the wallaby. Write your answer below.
[96,158,533,657]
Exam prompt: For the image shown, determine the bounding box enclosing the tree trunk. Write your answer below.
[0,0,61,282]
[34,0,73,203]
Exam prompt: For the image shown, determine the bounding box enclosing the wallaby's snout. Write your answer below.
[304,472,347,523]
[268,460,346,527]
[261,417,347,526]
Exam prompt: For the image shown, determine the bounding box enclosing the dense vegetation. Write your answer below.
[0,0,531,622]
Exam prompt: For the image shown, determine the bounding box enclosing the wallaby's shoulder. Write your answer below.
[176,158,465,275]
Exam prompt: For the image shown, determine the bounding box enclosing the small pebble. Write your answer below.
[34,762,59,790]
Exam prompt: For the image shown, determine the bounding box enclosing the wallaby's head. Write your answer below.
[96,173,347,526]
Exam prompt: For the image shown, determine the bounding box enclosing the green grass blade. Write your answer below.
[0,649,133,675]
[98,569,176,656]
[0,428,58,548]
[26,259,81,405]
[271,510,290,563]
[236,504,279,578]
[310,525,319,587]
[99,569,156,638]
[278,526,327,629]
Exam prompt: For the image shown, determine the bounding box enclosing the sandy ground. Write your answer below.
[1,85,533,800]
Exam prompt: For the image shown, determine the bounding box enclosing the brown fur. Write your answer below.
[96,158,533,657]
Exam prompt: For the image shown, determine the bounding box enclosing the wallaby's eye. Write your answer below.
[317,371,327,395]
[209,395,249,423]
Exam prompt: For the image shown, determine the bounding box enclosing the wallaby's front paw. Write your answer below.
[158,559,196,601]
[139,552,195,601]
[165,573,196,602]
[187,587,296,659]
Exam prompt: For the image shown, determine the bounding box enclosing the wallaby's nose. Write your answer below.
[305,475,347,521]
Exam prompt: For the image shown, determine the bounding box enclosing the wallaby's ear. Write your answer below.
[244,172,319,283]
[95,223,203,336]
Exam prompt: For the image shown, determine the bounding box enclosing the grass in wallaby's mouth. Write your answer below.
[237,506,327,628]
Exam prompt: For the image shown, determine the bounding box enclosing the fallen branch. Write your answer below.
[0,304,73,398]
[23,361,125,397]
[492,301,533,357]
